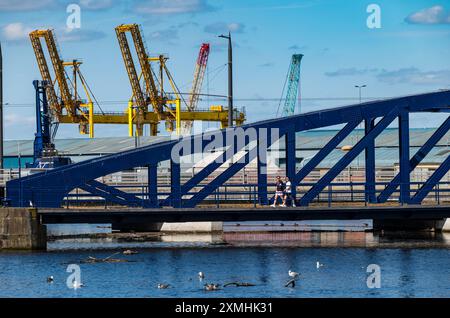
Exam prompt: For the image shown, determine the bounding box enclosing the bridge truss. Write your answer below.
[6,90,450,208]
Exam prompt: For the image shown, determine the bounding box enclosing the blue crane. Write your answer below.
[278,54,303,117]
[26,80,71,169]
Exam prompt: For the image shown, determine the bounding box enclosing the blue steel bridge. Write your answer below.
[5,90,450,214]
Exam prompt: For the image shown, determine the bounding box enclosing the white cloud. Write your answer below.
[405,5,450,25]
[0,0,56,11]
[134,0,213,15]
[1,23,106,43]
[377,68,450,85]
[1,23,33,42]
[324,66,450,86]
[58,28,107,42]
[5,113,35,127]
[79,0,113,10]
[148,27,179,43]
[325,68,379,77]
[204,22,245,34]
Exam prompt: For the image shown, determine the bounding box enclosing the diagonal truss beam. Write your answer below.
[163,129,282,206]
[79,179,144,207]
[378,116,450,202]
[293,121,361,185]
[161,148,235,206]
[299,107,400,206]
[183,145,258,208]
[410,155,450,204]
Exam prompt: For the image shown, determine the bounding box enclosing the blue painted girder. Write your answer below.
[79,179,147,207]
[378,115,450,203]
[298,107,399,206]
[6,90,450,208]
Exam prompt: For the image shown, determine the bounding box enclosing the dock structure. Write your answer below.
[38,205,450,225]
[2,89,450,249]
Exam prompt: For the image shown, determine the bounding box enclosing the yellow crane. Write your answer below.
[115,23,246,137]
[30,26,246,139]
[115,23,181,136]
[29,29,95,137]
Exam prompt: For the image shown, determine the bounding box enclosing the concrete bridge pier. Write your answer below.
[112,221,223,233]
[0,208,47,250]
[373,218,448,232]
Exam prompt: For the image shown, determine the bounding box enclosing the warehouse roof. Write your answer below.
[4,128,450,167]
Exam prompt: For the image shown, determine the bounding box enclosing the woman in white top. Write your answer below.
[282,177,296,207]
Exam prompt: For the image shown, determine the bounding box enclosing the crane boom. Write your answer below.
[115,27,147,111]
[115,24,161,113]
[181,43,210,134]
[30,30,77,118]
[280,54,303,117]
[188,43,210,111]
[29,30,63,117]
[30,29,95,137]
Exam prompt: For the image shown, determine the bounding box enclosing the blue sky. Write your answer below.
[1,0,449,140]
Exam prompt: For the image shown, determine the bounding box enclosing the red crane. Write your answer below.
[182,43,210,134]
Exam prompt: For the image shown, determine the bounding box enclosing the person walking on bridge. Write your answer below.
[282,177,296,207]
[271,176,285,207]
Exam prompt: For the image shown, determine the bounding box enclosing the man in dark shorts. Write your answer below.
[271,176,285,207]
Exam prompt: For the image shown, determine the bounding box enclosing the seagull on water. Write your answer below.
[205,283,220,291]
[157,283,170,289]
[288,270,300,279]
[72,281,84,289]
[47,276,54,283]
[316,261,324,269]
[198,272,205,280]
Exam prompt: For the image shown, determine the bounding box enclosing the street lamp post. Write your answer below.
[355,84,367,104]
[218,32,233,127]
[354,85,367,168]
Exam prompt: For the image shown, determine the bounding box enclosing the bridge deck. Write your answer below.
[38,205,450,224]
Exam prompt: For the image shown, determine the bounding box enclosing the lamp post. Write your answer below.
[355,84,367,104]
[218,32,233,127]
[354,85,366,168]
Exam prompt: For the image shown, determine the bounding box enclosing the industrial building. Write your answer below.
[3,127,449,177]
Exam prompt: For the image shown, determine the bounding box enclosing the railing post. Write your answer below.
[328,185,332,207]
[399,111,410,204]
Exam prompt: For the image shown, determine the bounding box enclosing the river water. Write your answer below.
[0,224,449,298]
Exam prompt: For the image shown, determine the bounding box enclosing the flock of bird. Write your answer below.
[46,276,84,289]
[45,252,325,292]
[158,261,326,291]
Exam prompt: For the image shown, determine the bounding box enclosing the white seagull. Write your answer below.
[157,283,170,289]
[72,281,84,289]
[316,261,324,269]
[198,272,205,280]
[288,270,300,279]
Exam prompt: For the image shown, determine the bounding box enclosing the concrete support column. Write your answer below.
[0,208,47,250]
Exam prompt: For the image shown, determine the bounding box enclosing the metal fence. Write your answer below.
[3,165,450,208]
